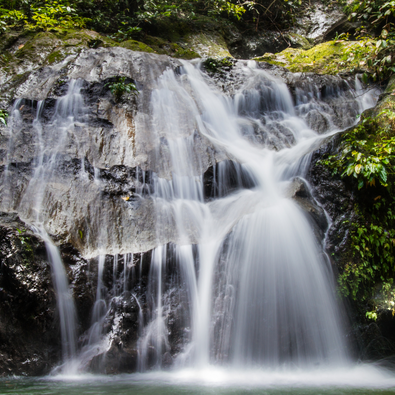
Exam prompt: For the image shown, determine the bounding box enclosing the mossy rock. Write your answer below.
[385,75,395,94]
[14,31,62,63]
[361,75,395,134]
[254,39,376,75]
[172,45,200,60]
[0,30,24,53]
[119,40,155,53]
[143,35,168,49]
[140,15,232,58]
[140,35,199,59]
[284,33,313,50]
[184,32,232,58]
[139,35,173,55]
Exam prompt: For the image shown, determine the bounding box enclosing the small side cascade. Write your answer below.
[34,227,77,365]
[1,80,86,372]
[89,255,107,346]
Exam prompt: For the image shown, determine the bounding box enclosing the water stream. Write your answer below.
[2,56,391,390]
[133,62,376,370]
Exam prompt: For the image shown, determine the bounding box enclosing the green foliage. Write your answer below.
[16,227,33,258]
[345,0,395,26]
[203,56,233,72]
[0,109,8,125]
[108,25,142,42]
[0,0,89,32]
[320,114,395,190]
[0,0,303,37]
[320,113,395,304]
[106,76,138,102]
[366,309,378,320]
[337,204,395,301]
[345,0,395,80]
[0,9,27,29]
[28,1,89,30]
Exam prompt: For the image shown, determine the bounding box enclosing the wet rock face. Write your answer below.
[288,74,368,134]
[1,48,250,258]
[0,49,180,258]
[288,177,328,241]
[291,0,346,43]
[307,137,395,361]
[308,137,355,263]
[0,213,59,376]
[71,246,194,374]
[203,160,256,201]
[0,47,368,259]
[228,31,288,60]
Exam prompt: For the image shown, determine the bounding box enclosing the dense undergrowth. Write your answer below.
[345,0,395,81]
[320,109,395,317]
[0,0,304,40]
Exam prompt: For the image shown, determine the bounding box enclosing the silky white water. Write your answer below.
[134,62,377,370]
[2,83,84,365]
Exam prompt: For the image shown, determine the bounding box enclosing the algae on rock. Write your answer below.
[255,39,376,75]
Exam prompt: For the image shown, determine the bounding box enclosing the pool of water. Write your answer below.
[2,366,395,395]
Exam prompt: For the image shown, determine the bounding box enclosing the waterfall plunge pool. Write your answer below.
[2,366,395,394]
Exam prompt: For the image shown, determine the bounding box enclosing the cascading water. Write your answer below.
[1,81,84,368]
[132,62,377,370]
[0,53,379,376]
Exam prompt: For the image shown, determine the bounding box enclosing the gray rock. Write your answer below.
[291,0,346,43]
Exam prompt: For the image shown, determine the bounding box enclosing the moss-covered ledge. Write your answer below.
[0,28,203,102]
[254,39,376,75]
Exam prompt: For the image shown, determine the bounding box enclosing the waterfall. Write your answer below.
[0,54,379,374]
[1,81,85,369]
[134,61,377,369]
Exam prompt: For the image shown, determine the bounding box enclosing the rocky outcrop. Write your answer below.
[291,0,346,44]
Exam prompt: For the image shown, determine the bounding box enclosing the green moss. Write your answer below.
[0,51,14,68]
[46,50,65,64]
[136,35,199,59]
[385,75,395,94]
[255,39,376,75]
[172,46,200,60]
[15,31,61,62]
[285,33,313,50]
[362,84,395,134]
[61,29,102,47]
[185,32,231,58]
[119,40,155,53]
[143,35,168,48]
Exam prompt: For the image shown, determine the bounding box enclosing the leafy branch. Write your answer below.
[106,77,138,102]
[0,109,8,125]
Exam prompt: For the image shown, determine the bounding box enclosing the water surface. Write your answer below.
[2,366,395,394]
